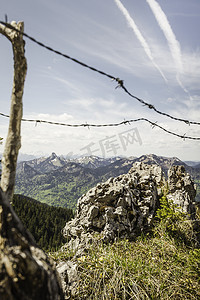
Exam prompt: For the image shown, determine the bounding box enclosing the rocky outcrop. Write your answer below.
[62,163,196,254]
[59,162,197,297]
[62,162,166,253]
[0,189,64,300]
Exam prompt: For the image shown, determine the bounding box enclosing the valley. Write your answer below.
[14,153,200,209]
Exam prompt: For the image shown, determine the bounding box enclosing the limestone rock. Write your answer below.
[56,260,79,298]
[61,162,197,298]
[63,163,197,256]
[63,162,166,251]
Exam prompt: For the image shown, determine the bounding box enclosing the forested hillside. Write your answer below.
[12,194,74,251]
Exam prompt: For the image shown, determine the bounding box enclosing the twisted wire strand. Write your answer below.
[0,112,199,140]
[0,20,199,127]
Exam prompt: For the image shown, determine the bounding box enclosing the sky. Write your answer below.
[0,0,200,161]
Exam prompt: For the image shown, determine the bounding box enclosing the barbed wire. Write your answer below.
[0,20,200,127]
[0,112,199,140]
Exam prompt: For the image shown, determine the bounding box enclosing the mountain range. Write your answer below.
[13,153,200,209]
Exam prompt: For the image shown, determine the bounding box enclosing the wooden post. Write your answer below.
[0,21,64,299]
[0,21,27,201]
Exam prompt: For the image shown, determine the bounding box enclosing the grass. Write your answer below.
[70,232,200,300]
[50,197,200,299]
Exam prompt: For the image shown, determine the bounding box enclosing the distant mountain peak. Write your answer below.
[50,152,57,159]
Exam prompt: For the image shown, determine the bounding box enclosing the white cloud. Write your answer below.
[64,21,200,93]
[114,0,167,83]
[24,112,74,122]
[146,0,190,94]
[146,0,183,72]
[0,110,196,161]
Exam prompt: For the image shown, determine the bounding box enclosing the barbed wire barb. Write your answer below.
[151,121,157,129]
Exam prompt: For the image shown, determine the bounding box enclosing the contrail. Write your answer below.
[146,0,188,93]
[114,0,167,83]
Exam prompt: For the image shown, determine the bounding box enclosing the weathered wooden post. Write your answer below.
[0,21,64,299]
[0,21,26,201]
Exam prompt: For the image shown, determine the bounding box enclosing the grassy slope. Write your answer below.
[50,198,200,299]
